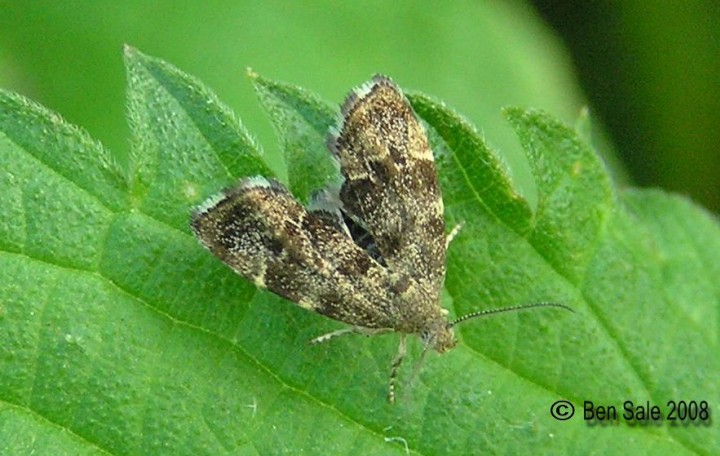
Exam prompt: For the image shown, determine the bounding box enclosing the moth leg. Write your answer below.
[310,326,391,345]
[309,328,355,345]
[446,221,465,247]
[387,335,407,404]
[408,344,431,390]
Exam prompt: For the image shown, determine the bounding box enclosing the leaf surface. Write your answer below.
[0,49,717,455]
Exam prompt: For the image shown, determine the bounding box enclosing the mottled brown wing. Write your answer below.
[328,76,446,291]
[191,177,397,329]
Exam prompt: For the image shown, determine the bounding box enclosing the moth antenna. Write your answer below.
[449,302,574,327]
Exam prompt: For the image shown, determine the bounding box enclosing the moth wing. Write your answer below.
[328,76,446,290]
[310,186,385,265]
[191,177,396,329]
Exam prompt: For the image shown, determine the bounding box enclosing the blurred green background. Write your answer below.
[1,1,718,212]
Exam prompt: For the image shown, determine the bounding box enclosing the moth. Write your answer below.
[191,75,570,402]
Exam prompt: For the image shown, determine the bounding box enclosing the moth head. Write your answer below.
[421,322,457,353]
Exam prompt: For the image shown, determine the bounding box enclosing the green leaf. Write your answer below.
[1,49,717,455]
[249,70,339,202]
[124,46,271,228]
[407,92,534,238]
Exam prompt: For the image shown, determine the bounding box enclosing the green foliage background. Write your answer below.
[2,2,718,211]
[1,2,718,455]
[534,2,720,212]
[0,1,591,209]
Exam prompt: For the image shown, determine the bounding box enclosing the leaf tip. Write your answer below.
[501,106,525,122]
[123,43,143,60]
[247,68,270,93]
[122,44,150,69]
